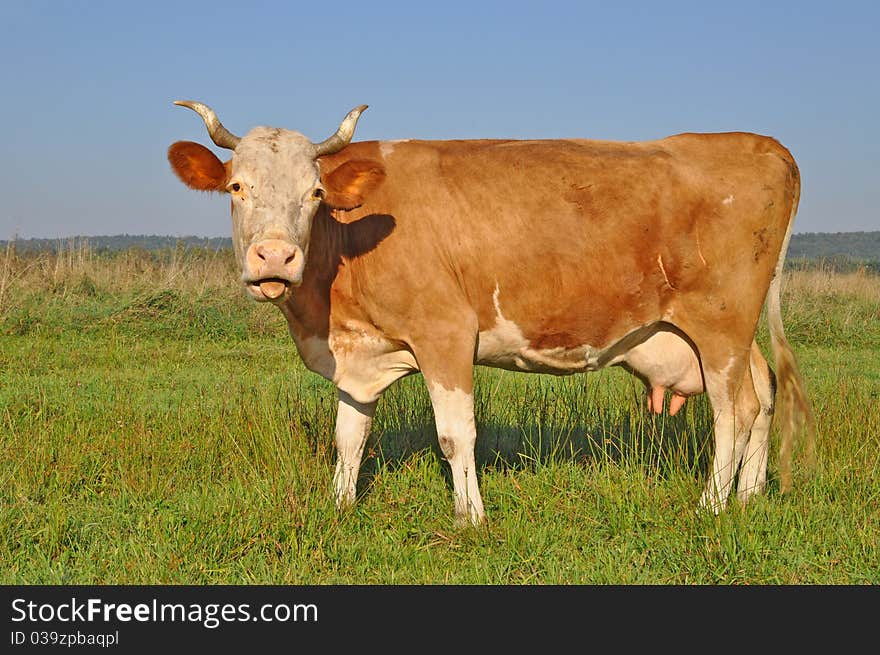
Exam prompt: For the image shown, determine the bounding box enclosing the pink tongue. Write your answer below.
[259,280,286,299]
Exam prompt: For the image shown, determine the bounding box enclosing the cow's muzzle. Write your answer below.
[243,239,305,301]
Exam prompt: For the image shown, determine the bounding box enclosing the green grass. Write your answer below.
[1,247,878,584]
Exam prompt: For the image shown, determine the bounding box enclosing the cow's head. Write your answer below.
[168,101,384,302]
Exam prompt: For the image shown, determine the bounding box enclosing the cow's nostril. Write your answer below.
[249,241,299,272]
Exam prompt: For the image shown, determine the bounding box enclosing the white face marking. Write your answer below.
[722,195,735,205]
[230,127,323,272]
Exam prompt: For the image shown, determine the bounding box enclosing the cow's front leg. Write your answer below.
[333,390,377,509]
[412,320,485,526]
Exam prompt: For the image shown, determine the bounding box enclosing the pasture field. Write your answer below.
[1,243,878,584]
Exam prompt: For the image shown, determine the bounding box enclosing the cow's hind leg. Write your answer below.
[699,349,761,513]
[736,342,776,502]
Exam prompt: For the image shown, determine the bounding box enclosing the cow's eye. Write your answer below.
[313,188,326,200]
[230,182,241,192]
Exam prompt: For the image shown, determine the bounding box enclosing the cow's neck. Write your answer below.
[278,206,348,341]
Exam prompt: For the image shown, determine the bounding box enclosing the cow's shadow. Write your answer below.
[353,376,717,502]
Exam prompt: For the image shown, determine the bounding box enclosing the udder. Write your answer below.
[622,329,704,416]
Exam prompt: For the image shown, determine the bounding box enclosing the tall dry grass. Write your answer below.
[777,263,879,351]
[784,264,880,302]
[1,241,877,346]
[4,241,878,302]
[1,238,239,304]
[0,240,282,341]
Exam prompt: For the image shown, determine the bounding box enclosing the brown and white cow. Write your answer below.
[168,101,815,525]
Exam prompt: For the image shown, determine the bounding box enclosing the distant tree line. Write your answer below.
[0,234,232,254]
[786,231,880,274]
[787,231,880,261]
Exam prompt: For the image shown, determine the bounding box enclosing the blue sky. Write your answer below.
[2,0,877,239]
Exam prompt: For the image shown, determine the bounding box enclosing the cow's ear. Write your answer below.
[321,159,386,210]
[168,141,230,192]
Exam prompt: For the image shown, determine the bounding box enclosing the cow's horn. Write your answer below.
[173,100,241,150]
[313,105,368,157]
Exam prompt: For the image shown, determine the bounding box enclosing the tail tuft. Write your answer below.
[772,329,817,492]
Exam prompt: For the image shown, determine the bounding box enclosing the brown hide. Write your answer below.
[310,133,797,385]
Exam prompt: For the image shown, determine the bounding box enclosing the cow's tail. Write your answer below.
[765,163,816,493]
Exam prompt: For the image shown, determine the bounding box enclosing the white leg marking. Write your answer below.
[737,349,774,501]
[700,404,738,514]
[427,383,486,526]
[700,358,760,513]
[699,359,740,514]
[333,391,377,509]
[737,410,771,502]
